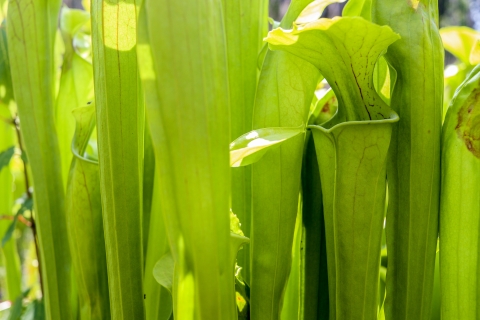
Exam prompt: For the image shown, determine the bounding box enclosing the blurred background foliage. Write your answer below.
[63,0,478,29]
[269,0,477,28]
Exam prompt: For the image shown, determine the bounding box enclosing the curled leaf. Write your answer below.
[295,0,346,25]
[266,17,400,121]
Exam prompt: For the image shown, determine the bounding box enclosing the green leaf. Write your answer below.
[0,104,21,301]
[280,207,302,320]
[342,0,372,20]
[266,17,400,122]
[137,0,235,318]
[56,7,94,185]
[230,126,304,167]
[440,64,480,319]
[229,210,244,237]
[267,14,399,319]
[144,169,173,320]
[153,253,175,294]
[440,26,480,65]
[222,0,268,288]
[7,0,75,317]
[249,0,321,318]
[0,146,14,173]
[17,196,33,216]
[1,214,18,249]
[2,196,33,249]
[91,0,144,318]
[65,104,110,320]
[8,289,30,320]
[373,1,444,318]
[142,122,156,258]
[20,299,45,320]
[309,112,398,319]
[299,135,329,320]
[0,22,14,104]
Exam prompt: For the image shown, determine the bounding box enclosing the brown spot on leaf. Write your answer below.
[457,88,480,158]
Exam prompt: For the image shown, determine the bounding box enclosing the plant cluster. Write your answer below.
[0,0,479,319]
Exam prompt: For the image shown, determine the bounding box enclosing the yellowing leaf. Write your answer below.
[440,26,480,65]
[470,38,480,65]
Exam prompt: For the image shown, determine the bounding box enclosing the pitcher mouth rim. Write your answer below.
[307,110,399,133]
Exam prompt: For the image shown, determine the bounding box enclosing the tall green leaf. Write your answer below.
[65,104,110,320]
[440,64,480,319]
[90,0,144,318]
[372,1,444,319]
[142,122,155,259]
[55,7,94,185]
[222,0,268,286]
[249,1,322,318]
[137,0,235,319]
[144,170,173,320]
[280,207,302,320]
[6,0,74,318]
[299,121,331,320]
[342,0,371,20]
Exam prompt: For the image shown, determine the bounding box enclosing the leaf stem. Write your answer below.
[13,115,43,296]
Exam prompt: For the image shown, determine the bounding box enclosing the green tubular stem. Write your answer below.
[264,15,399,320]
[309,113,398,319]
[223,0,268,286]
[372,2,444,319]
[280,205,303,320]
[66,105,110,320]
[91,0,144,318]
[0,107,21,301]
[144,169,173,320]
[300,133,329,320]
[7,0,75,318]
[137,1,234,319]
[440,64,480,319]
[250,1,320,319]
[55,8,93,186]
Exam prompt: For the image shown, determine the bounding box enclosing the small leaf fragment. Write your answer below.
[0,146,14,173]
[470,38,480,65]
[230,126,304,167]
[230,210,244,236]
[7,289,30,320]
[153,253,175,293]
[2,195,33,248]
